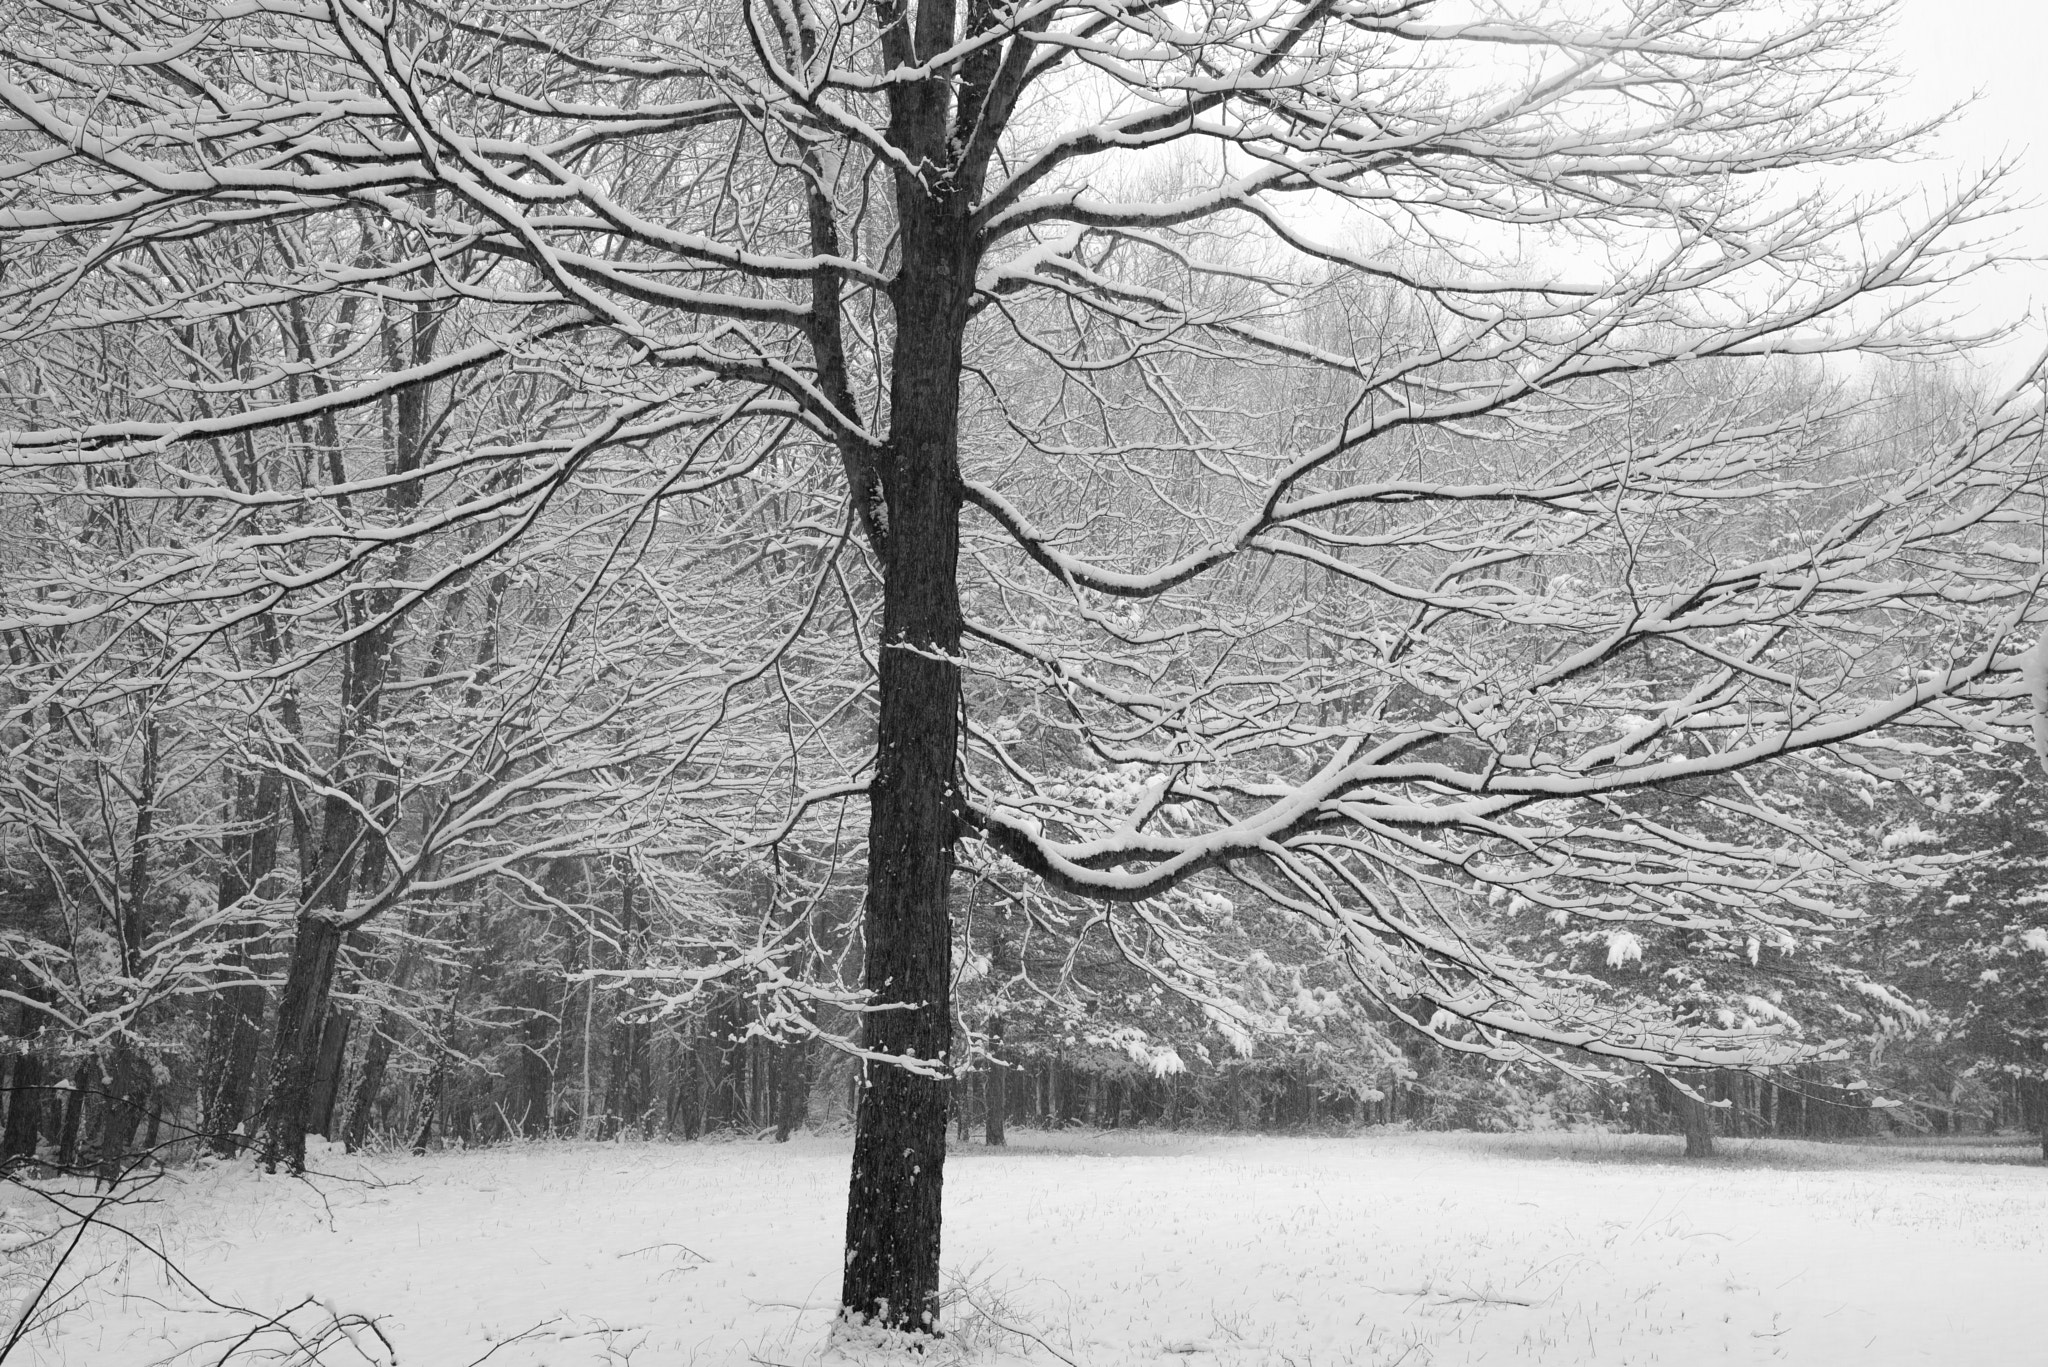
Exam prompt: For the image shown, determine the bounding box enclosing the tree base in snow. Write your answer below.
[826,1313,943,1361]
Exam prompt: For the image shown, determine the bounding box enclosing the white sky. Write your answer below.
[1887,0,2048,384]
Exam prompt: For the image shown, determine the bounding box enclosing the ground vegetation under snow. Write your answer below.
[4,1130,2042,1367]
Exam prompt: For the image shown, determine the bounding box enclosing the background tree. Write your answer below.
[1859,739,2048,1155]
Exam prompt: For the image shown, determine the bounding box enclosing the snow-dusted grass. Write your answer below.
[7,1129,2043,1366]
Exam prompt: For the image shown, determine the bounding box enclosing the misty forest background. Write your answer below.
[4,356,2045,1171]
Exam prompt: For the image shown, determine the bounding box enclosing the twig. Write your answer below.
[962,1292,1085,1367]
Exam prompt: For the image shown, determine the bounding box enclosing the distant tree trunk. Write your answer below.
[84,1045,150,1184]
[307,1010,352,1138]
[984,1017,1007,1148]
[604,1009,646,1138]
[1,1050,41,1167]
[410,1057,444,1155]
[673,1040,703,1140]
[513,965,556,1137]
[55,1062,89,1168]
[602,872,649,1137]
[198,766,281,1157]
[340,1005,401,1153]
[1654,1071,1716,1159]
[774,1036,811,1142]
[2,1001,43,1167]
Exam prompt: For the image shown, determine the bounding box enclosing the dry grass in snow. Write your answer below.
[4,1129,2043,1366]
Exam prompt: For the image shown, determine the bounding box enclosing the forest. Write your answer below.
[2,0,2047,1352]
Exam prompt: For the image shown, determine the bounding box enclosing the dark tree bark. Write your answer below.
[410,1056,443,1156]
[252,713,367,1172]
[1,1000,43,1167]
[307,1009,352,1138]
[255,915,345,1173]
[199,698,285,1158]
[340,1014,396,1153]
[774,1035,811,1142]
[839,173,973,1329]
[1653,1070,1716,1159]
[84,1045,150,1184]
[339,931,420,1153]
[55,1061,88,1168]
[601,873,648,1138]
[984,1016,1006,1147]
[249,289,451,1171]
[1,1050,41,1167]
[198,979,268,1155]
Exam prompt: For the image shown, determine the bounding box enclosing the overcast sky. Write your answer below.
[1888,0,2047,383]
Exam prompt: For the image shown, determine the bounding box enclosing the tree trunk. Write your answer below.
[198,765,282,1157]
[340,991,405,1154]
[55,1062,89,1169]
[1654,1071,1716,1159]
[308,1010,352,1139]
[985,1017,1007,1147]
[84,1044,150,1184]
[410,1057,443,1156]
[198,980,266,1156]
[603,872,649,1138]
[1,1051,41,1168]
[774,1035,811,1142]
[839,193,970,1333]
[255,916,345,1173]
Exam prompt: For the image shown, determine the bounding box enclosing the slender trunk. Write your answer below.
[339,932,420,1153]
[580,911,597,1139]
[307,1010,352,1138]
[603,872,648,1137]
[340,1013,396,1153]
[410,1057,443,1156]
[56,1063,89,1168]
[984,1017,1006,1147]
[774,1034,811,1142]
[85,1045,149,1184]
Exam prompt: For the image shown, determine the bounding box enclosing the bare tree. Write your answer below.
[4,0,2045,1335]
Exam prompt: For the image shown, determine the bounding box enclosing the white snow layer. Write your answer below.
[8,1130,2045,1366]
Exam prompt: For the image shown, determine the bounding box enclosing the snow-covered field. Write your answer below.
[6,1130,2042,1366]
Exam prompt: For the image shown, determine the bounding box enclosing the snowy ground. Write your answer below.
[5,1129,2042,1366]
